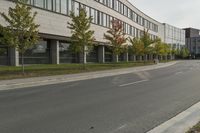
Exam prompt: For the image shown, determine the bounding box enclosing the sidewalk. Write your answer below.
[0,61,178,91]
[147,101,200,133]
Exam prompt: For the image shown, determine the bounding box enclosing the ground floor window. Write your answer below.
[87,46,98,63]
[0,46,9,65]
[105,46,112,62]
[59,42,76,63]
[128,54,133,61]
[19,40,50,64]
[118,53,124,62]
[136,55,142,61]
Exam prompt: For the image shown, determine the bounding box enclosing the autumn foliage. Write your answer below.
[104,20,126,56]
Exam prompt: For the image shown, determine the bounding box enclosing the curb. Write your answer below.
[0,61,178,91]
[147,101,200,133]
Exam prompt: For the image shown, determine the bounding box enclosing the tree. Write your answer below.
[0,25,11,45]
[129,29,158,62]
[129,37,146,62]
[129,37,144,57]
[104,19,126,62]
[140,29,155,61]
[0,0,39,74]
[153,39,163,58]
[68,8,95,66]
[180,47,190,59]
[163,44,170,60]
[171,47,177,59]
[174,48,181,58]
[121,44,129,62]
[153,40,170,60]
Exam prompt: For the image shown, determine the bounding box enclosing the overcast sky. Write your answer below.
[129,0,200,29]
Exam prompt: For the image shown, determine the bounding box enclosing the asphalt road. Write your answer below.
[1,60,200,133]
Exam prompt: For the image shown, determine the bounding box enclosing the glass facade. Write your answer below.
[94,0,158,32]
[59,42,76,63]
[27,0,73,15]
[164,24,185,49]
[34,0,44,8]
[0,46,9,65]
[105,46,112,62]
[19,40,51,64]
[87,46,98,63]
[118,53,124,62]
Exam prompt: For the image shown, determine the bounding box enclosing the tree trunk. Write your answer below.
[82,45,86,69]
[116,54,119,63]
[21,53,25,75]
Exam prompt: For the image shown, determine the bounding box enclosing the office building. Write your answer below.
[163,23,185,49]
[184,28,200,58]
[0,0,185,66]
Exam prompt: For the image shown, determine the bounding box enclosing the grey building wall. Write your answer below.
[184,28,200,57]
[186,37,200,55]
[184,28,200,38]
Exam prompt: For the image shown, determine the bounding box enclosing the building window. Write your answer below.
[34,0,44,8]
[46,0,52,10]
[59,42,76,63]
[103,13,107,27]
[61,0,67,14]
[56,0,61,13]
[74,2,80,16]
[20,40,50,64]
[90,8,95,23]
[116,0,119,11]
[85,6,90,17]
[97,11,103,25]
[106,14,110,28]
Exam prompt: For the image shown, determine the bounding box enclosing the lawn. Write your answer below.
[0,61,167,80]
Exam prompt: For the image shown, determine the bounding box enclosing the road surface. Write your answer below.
[1,60,200,133]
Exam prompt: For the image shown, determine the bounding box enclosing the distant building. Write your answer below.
[163,23,185,49]
[184,28,200,58]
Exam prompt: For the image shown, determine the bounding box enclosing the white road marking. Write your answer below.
[117,124,127,130]
[119,79,148,87]
[174,71,183,75]
[110,124,127,133]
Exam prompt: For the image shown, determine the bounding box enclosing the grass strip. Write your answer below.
[0,60,172,80]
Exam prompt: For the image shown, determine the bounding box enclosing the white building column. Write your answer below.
[50,40,59,64]
[9,48,19,66]
[98,45,105,63]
